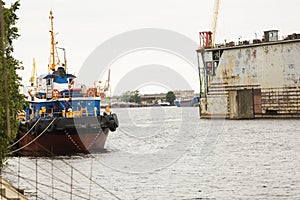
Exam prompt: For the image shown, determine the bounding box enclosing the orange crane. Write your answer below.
[97,69,111,98]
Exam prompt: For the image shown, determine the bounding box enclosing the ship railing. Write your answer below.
[37,106,97,119]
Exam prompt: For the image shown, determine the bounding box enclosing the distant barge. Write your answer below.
[197,30,300,119]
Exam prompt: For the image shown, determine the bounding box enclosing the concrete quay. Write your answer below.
[0,178,28,200]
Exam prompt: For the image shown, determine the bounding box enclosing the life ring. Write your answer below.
[52,89,60,99]
[87,88,95,97]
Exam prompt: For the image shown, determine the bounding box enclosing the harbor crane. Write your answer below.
[96,69,111,98]
[29,58,37,86]
[211,0,220,47]
[199,0,220,48]
[103,69,110,92]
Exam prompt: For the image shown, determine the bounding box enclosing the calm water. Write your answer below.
[3,107,300,199]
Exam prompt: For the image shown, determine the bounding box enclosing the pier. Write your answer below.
[0,178,28,200]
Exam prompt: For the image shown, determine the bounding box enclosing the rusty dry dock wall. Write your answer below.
[200,41,300,118]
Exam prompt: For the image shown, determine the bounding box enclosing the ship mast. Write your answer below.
[49,10,61,72]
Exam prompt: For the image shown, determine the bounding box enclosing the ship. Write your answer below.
[14,11,119,156]
[174,97,200,107]
[197,30,300,119]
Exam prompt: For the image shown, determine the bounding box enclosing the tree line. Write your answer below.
[119,90,176,105]
[0,1,25,167]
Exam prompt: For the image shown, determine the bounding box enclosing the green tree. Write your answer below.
[120,91,131,102]
[166,91,176,105]
[120,90,141,104]
[129,90,141,104]
[0,1,25,167]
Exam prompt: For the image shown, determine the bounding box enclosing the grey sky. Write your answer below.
[8,0,300,94]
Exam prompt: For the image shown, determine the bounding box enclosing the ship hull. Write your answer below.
[16,116,113,156]
[17,130,109,156]
[175,97,200,107]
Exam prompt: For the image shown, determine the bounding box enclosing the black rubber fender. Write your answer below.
[112,113,119,128]
[106,113,119,132]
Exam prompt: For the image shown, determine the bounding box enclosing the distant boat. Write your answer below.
[174,97,200,107]
[14,11,119,156]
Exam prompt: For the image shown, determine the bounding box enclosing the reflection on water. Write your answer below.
[3,107,300,199]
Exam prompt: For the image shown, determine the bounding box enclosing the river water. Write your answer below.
[2,107,300,199]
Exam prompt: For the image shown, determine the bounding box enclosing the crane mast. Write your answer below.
[29,58,37,86]
[103,69,111,92]
[211,0,220,47]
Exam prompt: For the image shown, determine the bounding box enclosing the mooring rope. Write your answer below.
[8,118,56,155]
[8,117,42,148]
[24,150,122,199]
[5,116,122,200]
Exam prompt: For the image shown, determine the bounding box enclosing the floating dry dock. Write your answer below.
[197,30,300,119]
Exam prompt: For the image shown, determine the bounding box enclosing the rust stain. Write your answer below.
[247,73,254,85]
[226,55,236,85]
[238,50,242,58]
[264,46,269,54]
[252,50,257,58]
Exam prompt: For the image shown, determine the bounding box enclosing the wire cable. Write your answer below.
[8,117,41,148]
[4,170,98,200]
[9,118,56,155]
[4,158,102,199]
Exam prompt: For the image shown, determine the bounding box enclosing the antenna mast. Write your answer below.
[49,10,61,72]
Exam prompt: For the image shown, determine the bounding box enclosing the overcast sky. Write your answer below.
[7,0,300,95]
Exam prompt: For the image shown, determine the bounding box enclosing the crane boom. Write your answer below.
[29,58,37,86]
[211,0,220,47]
[103,69,110,91]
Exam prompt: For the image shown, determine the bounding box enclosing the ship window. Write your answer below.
[206,62,213,74]
[46,79,51,85]
[212,51,220,60]
[213,61,218,76]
